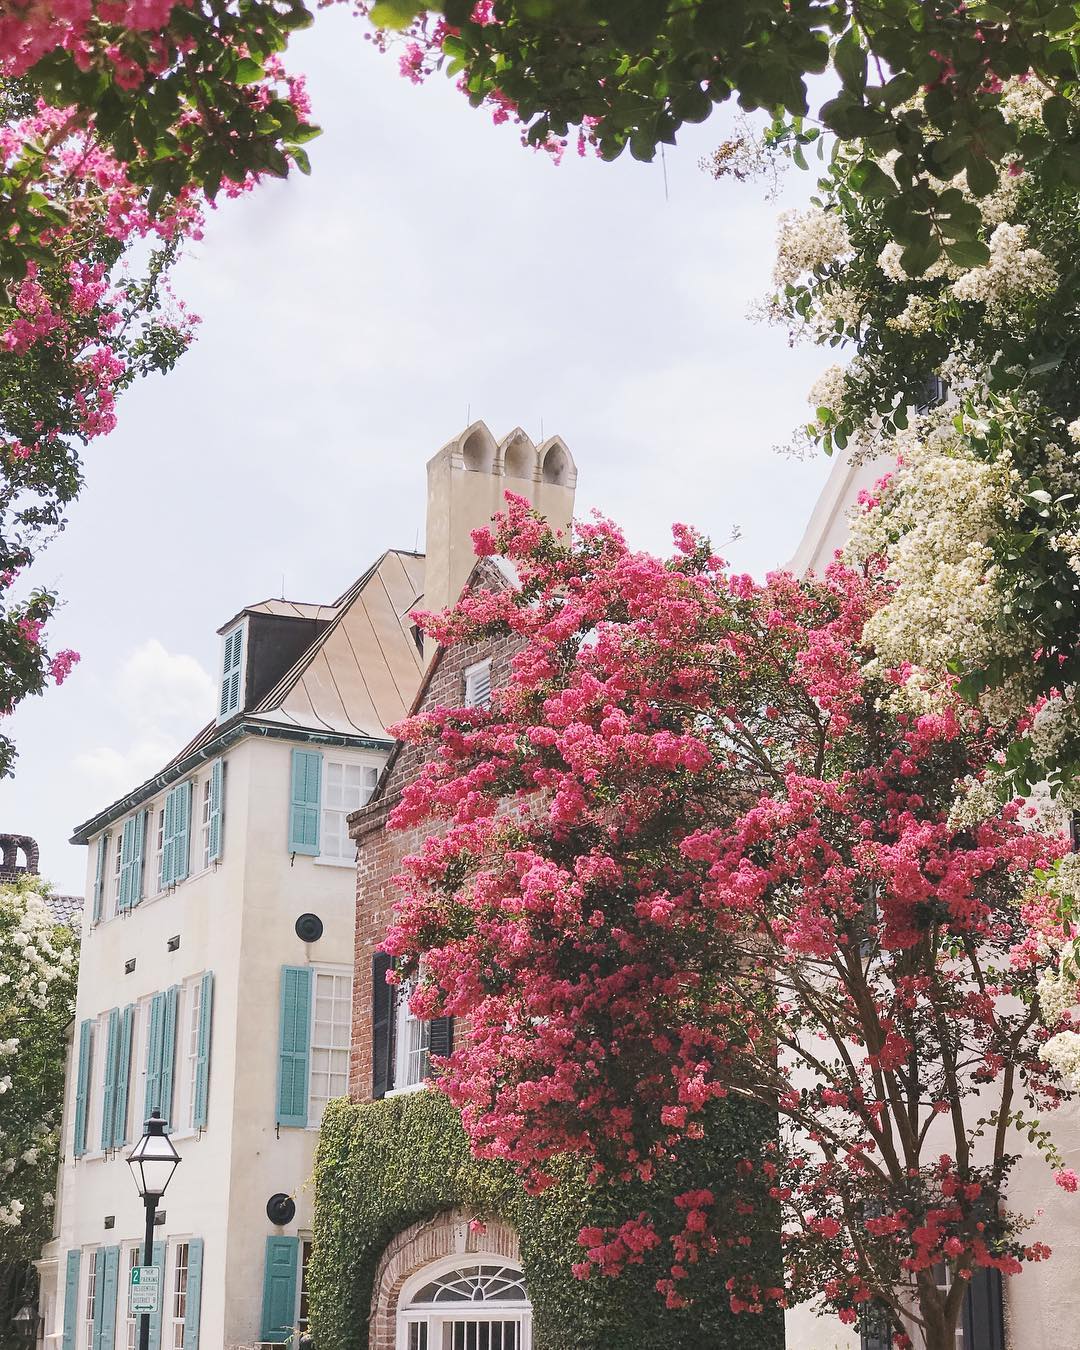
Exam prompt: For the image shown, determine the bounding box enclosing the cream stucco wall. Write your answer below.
[46,733,387,1350]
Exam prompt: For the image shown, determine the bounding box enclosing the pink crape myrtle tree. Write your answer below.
[382,495,1080,1350]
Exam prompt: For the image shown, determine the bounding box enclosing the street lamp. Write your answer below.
[126,1112,180,1350]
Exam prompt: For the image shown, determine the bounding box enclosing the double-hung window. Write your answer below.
[394,983,431,1092]
[298,1239,313,1337]
[200,777,213,869]
[82,1249,97,1350]
[169,1242,189,1350]
[111,837,122,916]
[125,1246,140,1350]
[152,804,165,894]
[308,971,352,1123]
[321,761,378,861]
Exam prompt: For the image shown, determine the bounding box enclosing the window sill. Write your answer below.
[312,856,356,869]
[384,1082,428,1099]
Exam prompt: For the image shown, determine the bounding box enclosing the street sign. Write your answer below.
[130,1265,161,1314]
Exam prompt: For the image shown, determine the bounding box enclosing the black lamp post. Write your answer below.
[126,1112,180,1350]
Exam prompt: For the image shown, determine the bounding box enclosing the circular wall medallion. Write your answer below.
[295,913,323,943]
[266,1193,296,1226]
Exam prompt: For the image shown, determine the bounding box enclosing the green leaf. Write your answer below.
[834,32,867,95]
[848,158,896,200]
[965,155,997,198]
[234,57,264,85]
[369,0,425,29]
[944,239,991,267]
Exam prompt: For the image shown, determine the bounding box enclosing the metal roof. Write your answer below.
[72,549,427,844]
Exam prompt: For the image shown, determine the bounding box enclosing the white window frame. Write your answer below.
[306,967,353,1127]
[84,1013,109,1158]
[168,1239,189,1350]
[81,1247,98,1350]
[129,999,151,1146]
[389,981,430,1096]
[169,977,204,1136]
[316,759,379,866]
[150,801,165,896]
[199,775,213,871]
[396,1255,532,1350]
[124,1245,141,1350]
[464,659,492,709]
[109,831,123,919]
[297,1235,313,1338]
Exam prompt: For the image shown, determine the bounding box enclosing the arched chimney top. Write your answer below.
[538,435,576,487]
[498,428,537,481]
[0,833,39,882]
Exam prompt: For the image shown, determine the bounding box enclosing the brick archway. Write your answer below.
[368,1208,520,1350]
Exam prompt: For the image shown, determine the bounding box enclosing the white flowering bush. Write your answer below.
[762,84,1080,791]
[0,877,77,1331]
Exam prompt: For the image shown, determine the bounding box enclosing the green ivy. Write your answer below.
[310,1090,783,1350]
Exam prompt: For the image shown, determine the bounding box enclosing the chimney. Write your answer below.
[423,421,577,657]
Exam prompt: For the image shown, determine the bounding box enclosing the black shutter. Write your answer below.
[860,1303,892,1350]
[963,1267,1004,1350]
[428,1016,454,1061]
[371,952,395,1100]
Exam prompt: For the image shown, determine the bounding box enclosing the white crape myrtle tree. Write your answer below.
[759,77,1080,803]
[0,877,78,1333]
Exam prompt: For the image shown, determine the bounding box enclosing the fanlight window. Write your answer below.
[412,1266,528,1305]
[400,1260,532,1350]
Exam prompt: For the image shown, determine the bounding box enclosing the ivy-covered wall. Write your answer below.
[309,1090,783,1350]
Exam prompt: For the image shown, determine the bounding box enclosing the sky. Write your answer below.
[1,10,840,894]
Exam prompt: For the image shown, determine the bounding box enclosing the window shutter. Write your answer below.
[465,660,492,708]
[182,1238,204,1350]
[147,1239,166,1350]
[260,1236,299,1343]
[158,985,179,1130]
[219,627,244,718]
[963,1267,1004,1350]
[100,1008,120,1151]
[144,993,164,1122]
[126,809,147,908]
[118,816,137,912]
[91,1245,105,1349]
[162,782,192,885]
[92,835,108,923]
[276,966,311,1126]
[371,952,395,1101]
[73,1019,93,1156]
[115,1004,134,1146]
[192,972,214,1130]
[96,1245,119,1350]
[61,1250,80,1350]
[288,749,322,856]
[428,1016,454,1062]
[207,759,224,863]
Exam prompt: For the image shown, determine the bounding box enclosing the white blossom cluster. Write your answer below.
[846,419,1023,676]
[773,208,850,287]
[951,223,1057,311]
[947,775,1002,831]
[808,365,847,415]
[0,883,78,1247]
[999,75,1050,124]
[887,294,938,336]
[1030,694,1076,762]
[1043,1030,1080,1086]
[877,239,951,283]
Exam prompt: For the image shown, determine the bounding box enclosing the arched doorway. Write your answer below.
[397,1256,532,1350]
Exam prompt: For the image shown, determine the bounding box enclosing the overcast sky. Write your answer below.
[1,10,839,894]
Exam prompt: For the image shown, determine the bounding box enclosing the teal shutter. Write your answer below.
[182,1239,204,1350]
[207,759,224,863]
[276,967,311,1127]
[92,835,108,923]
[118,816,137,911]
[96,1245,119,1350]
[219,627,244,718]
[158,985,179,1130]
[73,1019,93,1157]
[192,973,213,1130]
[62,1250,80,1350]
[100,1008,120,1151]
[288,749,321,855]
[91,1249,104,1349]
[147,1239,166,1350]
[260,1236,299,1342]
[162,783,192,886]
[115,1004,134,1146]
[144,994,164,1122]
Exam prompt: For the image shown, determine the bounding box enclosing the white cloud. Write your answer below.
[74,641,214,804]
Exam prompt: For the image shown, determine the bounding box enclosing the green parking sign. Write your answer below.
[130,1265,160,1314]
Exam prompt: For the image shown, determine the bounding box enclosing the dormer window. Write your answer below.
[464,659,491,710]
[218,625,244,720]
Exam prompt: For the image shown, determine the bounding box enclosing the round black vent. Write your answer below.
[267,1193,296,1226]
[295,913,323,943]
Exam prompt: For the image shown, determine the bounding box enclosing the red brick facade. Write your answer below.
[347,560,520,1102]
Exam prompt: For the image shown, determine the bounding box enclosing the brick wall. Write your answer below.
[0,833,38,883]
[348,563,521,1102]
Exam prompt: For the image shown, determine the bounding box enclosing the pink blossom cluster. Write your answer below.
[380,495,1078,1332]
